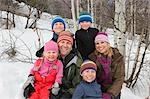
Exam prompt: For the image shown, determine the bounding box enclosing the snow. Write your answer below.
[0,5,149,98]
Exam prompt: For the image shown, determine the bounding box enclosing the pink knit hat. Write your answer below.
[44,40,58,52]
[95,32,109,43]
[57,31,74,45]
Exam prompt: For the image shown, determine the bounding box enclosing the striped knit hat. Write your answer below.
[79,11,92,23]
[51,16,66,30]
[80,60,97,74]
[57,31,74,45]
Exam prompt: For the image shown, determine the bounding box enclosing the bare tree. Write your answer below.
[114,0,126,55]
[71,0,77,32]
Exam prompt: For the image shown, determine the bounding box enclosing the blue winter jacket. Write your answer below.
[72,80,102,99]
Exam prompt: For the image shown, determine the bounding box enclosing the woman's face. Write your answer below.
[81,69,96,83]
[80,21,91,30]
[44,51,58,62]
[95,41,110,53]
[58,40,72,57]
[53,22,65,34]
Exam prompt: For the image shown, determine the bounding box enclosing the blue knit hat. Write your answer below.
[51,16,66,30]
[79,11,92,23]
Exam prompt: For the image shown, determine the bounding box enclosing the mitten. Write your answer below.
[102,93,112,99]
[51,82,60,95]
[23,75,35,98]
[23,75,35,89]
[23,83,35,98]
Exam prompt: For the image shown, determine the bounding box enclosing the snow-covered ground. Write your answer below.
[0,3,149,98]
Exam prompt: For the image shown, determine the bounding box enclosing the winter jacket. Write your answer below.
[88,48,125,97]
[72,80,102,99]
[58,48,83,98]
[29,58,63,99]
[31,58,63,84]
[36,32,58,57]
[75,27,99,60]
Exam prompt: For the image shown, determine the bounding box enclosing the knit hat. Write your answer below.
[80,60,97,74]
[44,40,58,52]
[79,11,92,23]
[57,31,74,45]
[95,32,109,43]
[51,16,66,30]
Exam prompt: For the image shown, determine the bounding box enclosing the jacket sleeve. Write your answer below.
[36,46,44,57]
[107,51,125,97]
[55,60,63,84]
[72,84,84,99]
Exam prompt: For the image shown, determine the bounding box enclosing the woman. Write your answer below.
[51,31,83,99]
[36,16,66,57]
[88,32,125,99]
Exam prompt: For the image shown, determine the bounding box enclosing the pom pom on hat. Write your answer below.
[57,31,74,45]
[79,11,92,23]
[44,40,58,52]
[95,32,109,43]
[80,60,97,74]
[51,16,66,30]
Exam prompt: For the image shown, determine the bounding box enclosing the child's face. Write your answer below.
[80,21,92,30]
[81,69,96,83]
[53,22,65,34]
[44,51,58,62]
[58,40,72,56]
[95,41,110,54]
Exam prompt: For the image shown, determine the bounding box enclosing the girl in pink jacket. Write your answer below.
[23,40,63,99]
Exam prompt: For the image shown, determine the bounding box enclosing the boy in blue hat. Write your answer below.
[36,16,66,57]
[75,11,99,60]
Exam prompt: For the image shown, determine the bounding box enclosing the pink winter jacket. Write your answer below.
[30,58,63,84]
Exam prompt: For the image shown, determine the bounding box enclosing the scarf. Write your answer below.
[96,48,113,88]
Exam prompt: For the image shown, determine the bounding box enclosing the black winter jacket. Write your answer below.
[75,27,99,60]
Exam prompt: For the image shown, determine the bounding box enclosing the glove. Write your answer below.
[53,82,59,88]
[102,93,112,99]
[51,82,60,95]
[23,75,35,89]
[23,83,35,98]
[23,75,35,98]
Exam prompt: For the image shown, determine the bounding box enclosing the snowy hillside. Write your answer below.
[0,4,149,98]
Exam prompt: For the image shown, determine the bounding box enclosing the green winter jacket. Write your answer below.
[59,48,83,96]
[89,48,125,97]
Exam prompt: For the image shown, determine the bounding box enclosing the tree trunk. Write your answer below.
[129,0,136,40]
[71,0,77,33]
[87,0,90,13]
[114,0,126,56]
[12,13,15,27]
[91,0,94,27]
[76,0,79,18]
[76,0,79,29]
[25,6,32,29]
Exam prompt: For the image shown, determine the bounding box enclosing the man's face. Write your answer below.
[58,40,72,57]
